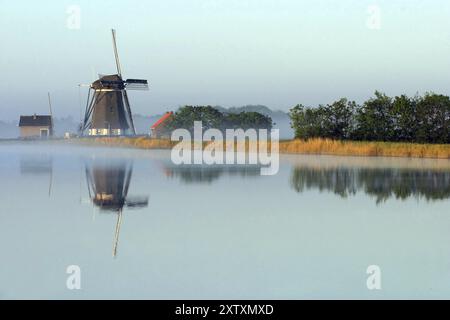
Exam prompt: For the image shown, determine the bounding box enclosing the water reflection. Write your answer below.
[163,165,262,184]
[4,145,450,298]
[20,155,53,196]
[85,159,148,257]
[20,155,53,175]
[291,165,450,203]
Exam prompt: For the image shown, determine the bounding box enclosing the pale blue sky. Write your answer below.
[1,0,450,120]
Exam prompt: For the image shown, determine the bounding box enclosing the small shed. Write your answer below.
[150,112,174,138]
[19,114,53,138]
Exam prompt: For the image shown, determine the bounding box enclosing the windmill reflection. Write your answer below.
[85,159,148,258]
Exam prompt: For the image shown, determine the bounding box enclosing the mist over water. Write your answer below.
[1,143,450,299]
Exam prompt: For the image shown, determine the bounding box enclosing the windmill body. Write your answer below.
[81,30,148,136]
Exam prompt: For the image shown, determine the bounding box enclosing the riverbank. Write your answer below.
[279,138,450,159]
[70,137,450,159]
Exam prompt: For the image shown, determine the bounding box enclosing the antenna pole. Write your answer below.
[47,92,53,117]
[111,29,123,77]
[48,92,53,135]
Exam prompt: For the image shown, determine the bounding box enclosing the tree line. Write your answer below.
[289,92,450,144]
[167,106,273,132]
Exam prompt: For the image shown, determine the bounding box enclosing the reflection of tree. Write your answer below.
[164,165,261,184]
[290,166,450,203]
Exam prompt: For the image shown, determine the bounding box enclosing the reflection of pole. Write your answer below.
[113,209,123,258]
[48,167,53,197]
[84,166,96,221]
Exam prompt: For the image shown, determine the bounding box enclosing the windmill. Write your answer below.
[85,159,149,257]
[81,29,149,136]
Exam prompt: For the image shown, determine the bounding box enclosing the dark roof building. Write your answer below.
[18,114,53,138]
[19,115,52,127]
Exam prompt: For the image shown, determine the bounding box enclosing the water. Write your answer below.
[1,143,450,299]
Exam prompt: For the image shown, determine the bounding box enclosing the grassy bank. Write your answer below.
[279,139,450,159]
[76,136,176,149]
[74,137,450,159]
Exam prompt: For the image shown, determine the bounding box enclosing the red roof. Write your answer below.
[151,112,173,129]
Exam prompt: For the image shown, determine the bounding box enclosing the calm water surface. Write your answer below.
[1,143,450,299]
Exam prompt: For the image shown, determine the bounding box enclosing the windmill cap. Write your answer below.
[92,74,124,90]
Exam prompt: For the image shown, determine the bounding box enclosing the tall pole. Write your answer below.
[111,29,122,77]
[48,92,53,136]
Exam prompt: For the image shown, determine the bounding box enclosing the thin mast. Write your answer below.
[47,92,53,135]
[47,92,53,116]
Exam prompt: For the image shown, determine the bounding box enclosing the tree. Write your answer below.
[289,104,306,139]
[354,91,394,141]
[290,104,327,139]
[391,94,418,142]
[224,112,272,130]
[416,93,450,143]
[168,106,224,132]
[322,98,357,140]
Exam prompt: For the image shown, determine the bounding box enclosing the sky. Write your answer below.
[1,0,450,121]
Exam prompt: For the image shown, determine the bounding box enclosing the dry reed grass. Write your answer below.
[279,138,450,159]
[75,137,450,159]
